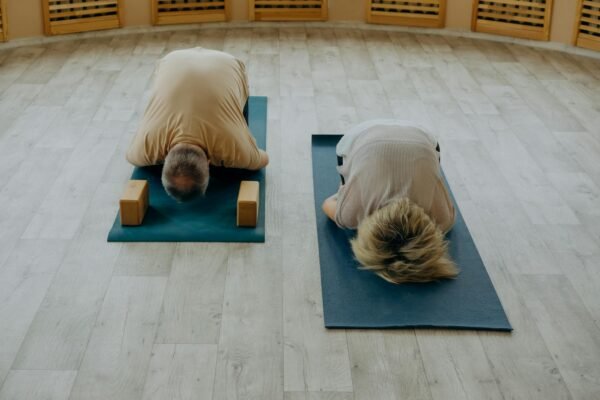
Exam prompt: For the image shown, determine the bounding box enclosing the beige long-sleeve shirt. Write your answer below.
[334,122,455,232]
[126,48,263,169]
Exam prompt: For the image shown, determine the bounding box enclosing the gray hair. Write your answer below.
[162,144,210,202]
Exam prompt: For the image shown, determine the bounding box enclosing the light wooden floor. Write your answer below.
[0,27,599,400]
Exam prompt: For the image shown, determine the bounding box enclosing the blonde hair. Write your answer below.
[351,198,458,284]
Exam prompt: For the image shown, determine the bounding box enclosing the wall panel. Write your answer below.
[249,0,328,21]
[0,0,7,41]
[574,0,600,51]
[152,0,229,25]
[42,0,122,36]
[472,0,554,41]
[367,0,447,28]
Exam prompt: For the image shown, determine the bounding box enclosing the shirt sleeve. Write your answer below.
[223,130,263,170]
[239,141,263,170]
[222,58,258,169]
[431,179,456,233]
[126,59,166,167]
[237,59,250,108]
[126,131,150,167]
[334,184,360,229]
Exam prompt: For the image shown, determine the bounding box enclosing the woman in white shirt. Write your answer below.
[322,120,458,284]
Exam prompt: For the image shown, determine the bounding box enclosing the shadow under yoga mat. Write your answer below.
[107,96,267,243]
[312,135,511,331]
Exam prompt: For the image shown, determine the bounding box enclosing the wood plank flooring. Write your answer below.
[0,27,599,400]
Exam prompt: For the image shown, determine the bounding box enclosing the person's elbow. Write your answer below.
[126,155,140,167]
[125,151,137,166]
[259,150,269,168]
[440,207,456,234]
[126,150,146,167]
[322,195,338,222]
[249,150,269,170]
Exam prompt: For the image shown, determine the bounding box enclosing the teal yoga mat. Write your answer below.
[107,96,267,243]
[312,134,512,331]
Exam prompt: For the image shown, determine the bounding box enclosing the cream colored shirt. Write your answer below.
[335,122,455,232]
[126,48,262,169]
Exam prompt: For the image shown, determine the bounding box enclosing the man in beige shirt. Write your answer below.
[322,120,458,284]
[127,47,269,201]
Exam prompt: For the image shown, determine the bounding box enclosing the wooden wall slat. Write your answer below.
[42,0,122,36]
[0,0,7,42]
[575,0,600,51]
[49,1,118,11]
[367,0,447,28]
[472,0,553,41]
[152,0,229,25]
[249,0,328,21]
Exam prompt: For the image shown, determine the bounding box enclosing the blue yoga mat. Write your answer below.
[312,135,512,331]
[107,96,267,243]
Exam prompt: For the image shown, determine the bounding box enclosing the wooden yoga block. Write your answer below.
[120,180,149,226]
[237,181,260,227]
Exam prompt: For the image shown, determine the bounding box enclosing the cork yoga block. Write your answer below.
[237,181,259,227]
[120,180,149,226]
